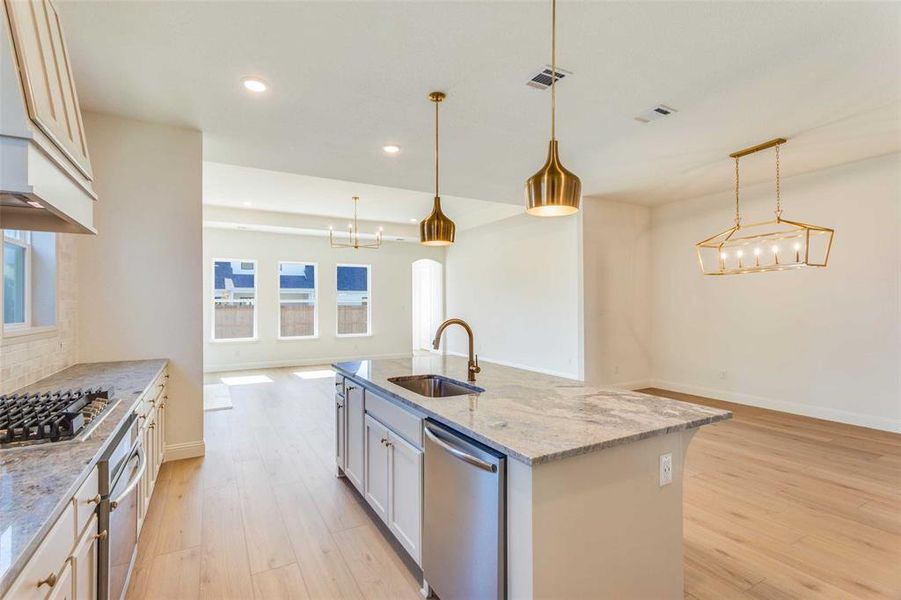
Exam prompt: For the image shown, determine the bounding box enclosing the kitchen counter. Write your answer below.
[0,359,167,596]
[333,355,730,465]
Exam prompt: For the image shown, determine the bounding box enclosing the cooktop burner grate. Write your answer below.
[0,387,116,448]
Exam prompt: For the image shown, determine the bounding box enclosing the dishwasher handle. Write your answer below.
[424,425,497,473]
[110,444,146,511]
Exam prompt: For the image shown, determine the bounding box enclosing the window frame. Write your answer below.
[335,263,372,338]
[211,257,259,343]
[277,261,319,340]
[2,231,33,332]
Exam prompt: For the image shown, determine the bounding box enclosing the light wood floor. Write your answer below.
[126,369,900,599]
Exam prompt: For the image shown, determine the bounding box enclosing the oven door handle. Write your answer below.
[110,444,146,511]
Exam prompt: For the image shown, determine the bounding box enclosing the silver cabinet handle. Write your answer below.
[111,445,147,510]
[346,385,356,392]
[424,426,497,473]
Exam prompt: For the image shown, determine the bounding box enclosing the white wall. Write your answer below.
[77,112,204,457]
[444,213,583,379]
[582,198,652,387]
[649,153,900,432]
[203,224,444,371]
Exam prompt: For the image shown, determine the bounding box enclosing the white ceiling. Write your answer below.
[58,1,900,208]
[203,161,521,230]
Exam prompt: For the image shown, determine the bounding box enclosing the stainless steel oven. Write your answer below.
[97,413,145,600]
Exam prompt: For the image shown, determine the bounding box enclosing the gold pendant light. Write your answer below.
[525,0,581,216]
[696,138,834,275]
[420,91,456,246]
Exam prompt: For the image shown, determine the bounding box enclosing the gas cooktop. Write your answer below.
[0,387,118,448]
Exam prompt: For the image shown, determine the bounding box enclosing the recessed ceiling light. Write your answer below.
[409,218,417,223]
[383,145,401,155]
[242,201,253,207]
[242,77,268,93]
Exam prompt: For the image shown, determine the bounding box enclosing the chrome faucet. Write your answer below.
[432,318,481,382]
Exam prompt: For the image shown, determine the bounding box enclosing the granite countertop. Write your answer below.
[0,359,167,596]
[333,355,731,466]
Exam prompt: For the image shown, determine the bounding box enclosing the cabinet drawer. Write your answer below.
[8,502,75,600]
[365,390,423,449]
[72,467,99,537]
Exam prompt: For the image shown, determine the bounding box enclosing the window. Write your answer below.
[336,264,371,336]
[279,262,317,338]
[212,259,256,340]
[3,230,56,333]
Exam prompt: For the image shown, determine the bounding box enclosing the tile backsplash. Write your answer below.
[0,234,78,394]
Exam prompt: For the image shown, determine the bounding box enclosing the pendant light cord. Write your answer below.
[551,0,556,142]
[775,144,782,220]
[734,156,741,228]
[435,98,439,198]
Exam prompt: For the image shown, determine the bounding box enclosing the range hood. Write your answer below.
[1,0,97,234]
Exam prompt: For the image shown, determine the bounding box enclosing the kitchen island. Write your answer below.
[333,355,731,599]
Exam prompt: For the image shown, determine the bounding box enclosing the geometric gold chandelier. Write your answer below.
[329,196,383,249]
[696,138,834,276]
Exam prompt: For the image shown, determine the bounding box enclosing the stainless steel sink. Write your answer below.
[387,375,484,398]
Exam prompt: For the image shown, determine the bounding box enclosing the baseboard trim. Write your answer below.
[204,352,412,373]
[613,380,656,391]
[164,440,206,461]
[651,379,901,434]
[445,350,581,380]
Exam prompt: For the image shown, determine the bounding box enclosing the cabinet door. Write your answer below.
[335,394,346,472]
[159,394,167,464]
[72,515,99,600]
[5,0,93,179]
[388,431,423,565]
[344,383,365,493]
[46,560,73,600]
[364,415,390,522]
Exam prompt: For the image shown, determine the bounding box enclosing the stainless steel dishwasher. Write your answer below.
[423,419,506,600]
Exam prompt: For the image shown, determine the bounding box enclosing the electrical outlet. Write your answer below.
[659,452,673,486]
[613,365,620,376]
[718,370,727,380]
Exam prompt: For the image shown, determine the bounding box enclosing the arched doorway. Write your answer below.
[411,259,444,353]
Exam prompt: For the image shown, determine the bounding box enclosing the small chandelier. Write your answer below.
[524,0,581,216]
[420,91,456,246]
[696,138,834,276]
[330,196,382,249]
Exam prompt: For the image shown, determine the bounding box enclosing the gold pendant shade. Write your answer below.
[526,140,581,216]
[420,196,455,246]
[696,138,834,276]
[420,91,456,246]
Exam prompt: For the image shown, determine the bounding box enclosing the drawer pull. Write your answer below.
[94,529,108,541]
[85,494,101,505]
[149,423,156,430]
[346,385,356,392]
[37,573,57,588]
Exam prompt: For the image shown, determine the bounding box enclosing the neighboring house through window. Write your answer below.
[279,262,317,338]
[212,259,257,340]
[336,264,370,336]
[2,230,57,334]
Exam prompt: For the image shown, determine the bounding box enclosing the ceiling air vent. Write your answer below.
[635,104,678,123]
[526,66,572,90]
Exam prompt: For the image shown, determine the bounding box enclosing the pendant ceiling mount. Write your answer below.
[525,0,581,217]
[420,91,456,246]
[330,196,383,250]
[696,138,835,275]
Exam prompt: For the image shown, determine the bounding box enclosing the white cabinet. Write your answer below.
[362,413,423,566]
[335,380,424,567]
[364,415,390,522]
[336,385,346,473]
[387,431,423,564]
[45,560,73,600]
[137,369,167,535]
[344,382,365,493]
[3,0,93,179]
[72,515,100,600]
